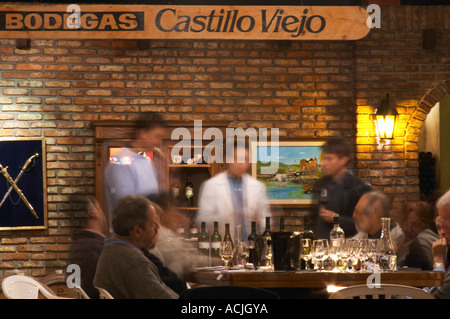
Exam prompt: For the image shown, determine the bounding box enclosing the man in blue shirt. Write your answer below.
[104,112,166,234]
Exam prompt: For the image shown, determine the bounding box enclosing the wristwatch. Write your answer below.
[434,262,445,268]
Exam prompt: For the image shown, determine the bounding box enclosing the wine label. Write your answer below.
[185,187,193,198]
[248,240,255,249]
[211,242,220,249]
[199,242,210,249]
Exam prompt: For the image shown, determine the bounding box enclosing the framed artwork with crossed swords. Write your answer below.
[0,138,47,230]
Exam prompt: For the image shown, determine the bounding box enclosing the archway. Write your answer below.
[406,79,450,203]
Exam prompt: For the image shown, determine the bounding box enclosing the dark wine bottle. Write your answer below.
[223,223,234,248]
[280,217,285,232]
[302,215,315,241]
[198,221,210,265]
[301,215,315,270]
[185,175,194,207]
[248,221,260,269]
[260,217,272,267]
[210,221,222,266]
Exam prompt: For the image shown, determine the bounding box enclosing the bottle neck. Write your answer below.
[380,217,392,239]
[251,222,256,234]
[265,217,270,231]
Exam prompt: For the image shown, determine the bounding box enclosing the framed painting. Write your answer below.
[250,140,325,206]
[0,138,47,230]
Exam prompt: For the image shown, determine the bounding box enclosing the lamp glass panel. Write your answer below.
[376,115,396,139]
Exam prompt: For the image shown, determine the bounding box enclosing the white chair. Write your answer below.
[2,275,72,299]
[73,285,90,299]
[329,284,436,299]
[96,287,114,299]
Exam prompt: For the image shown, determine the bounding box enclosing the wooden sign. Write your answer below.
[0,4,371,40]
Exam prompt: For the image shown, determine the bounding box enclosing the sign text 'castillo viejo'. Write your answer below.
[0,4,371,40]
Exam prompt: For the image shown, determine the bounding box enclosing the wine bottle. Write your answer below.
[301,215,315,270]
[260,217,272,268]
[198,221,210,266]
[280,217,285,232]
[176,224,186,240]
[210,221,222,266]
[329,214,345,240]
[248,221,260,269]
[223,223,234,266]
[223,223,234,247]
[185,175,194,207]
[189,217,199,240]
[170,181,180,205]
[302,215,315,241]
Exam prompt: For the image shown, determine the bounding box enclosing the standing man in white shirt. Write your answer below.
[197,145,270,239]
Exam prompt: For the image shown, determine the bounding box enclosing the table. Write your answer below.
[186,268,445,289]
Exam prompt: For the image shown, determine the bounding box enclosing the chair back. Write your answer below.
[73,285,91,299]
[96,287,114,299]
[2,275,40,299]
[2,275,72,299]
[329,284,436,299]
[179,286,280,299]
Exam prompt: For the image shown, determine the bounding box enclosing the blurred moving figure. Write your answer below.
[103,112,166,233]
[197,145,270,239]
[148,195,205,286]
[315,136,372,239]
[67,194,108,299]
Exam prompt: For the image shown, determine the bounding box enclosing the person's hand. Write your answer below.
[319,207,336,223]
[432,237,448,265]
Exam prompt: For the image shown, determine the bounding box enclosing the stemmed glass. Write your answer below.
[356,239,369,272]
[338,239,352,271]
[367,239,382,270]
[312,239,328,271]
[300,238,313,270]
[329,239,341,271]
[237,241,249,268]
[219,241,234,271]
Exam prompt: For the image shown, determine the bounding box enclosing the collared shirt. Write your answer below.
[227,174,247,238]
[104,147,159,232]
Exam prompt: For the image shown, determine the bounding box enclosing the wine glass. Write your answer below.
[367,239,381,266]
[219,241,234,271]
[338,239,352,271]
[319,188,329,207]
[237,241,249,268]
[329,239,341,271]
[300,238,312,270]
[312,239,328,271]
[358,239,369,272]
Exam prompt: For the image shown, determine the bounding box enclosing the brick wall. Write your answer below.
[0,5,449,276]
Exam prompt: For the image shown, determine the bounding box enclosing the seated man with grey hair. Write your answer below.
[94,195,178,299]
[352,190,404,244]
[427,189,450,299]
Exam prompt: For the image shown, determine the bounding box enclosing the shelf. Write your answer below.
[176,207,198,211]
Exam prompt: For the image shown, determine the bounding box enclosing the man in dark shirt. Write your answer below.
[314,136,372,239]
